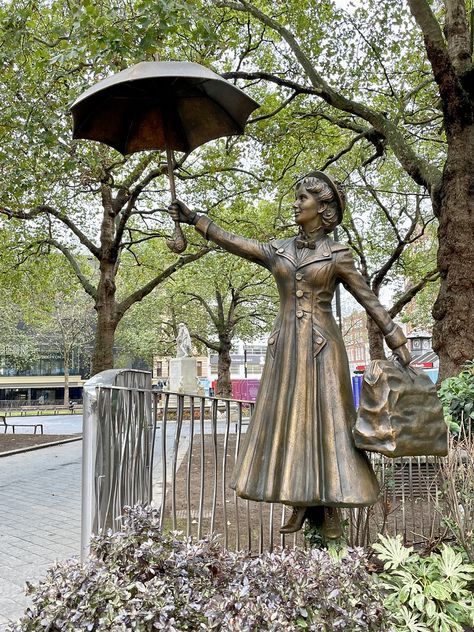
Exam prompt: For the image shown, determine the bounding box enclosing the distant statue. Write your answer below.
[176,323,192,357]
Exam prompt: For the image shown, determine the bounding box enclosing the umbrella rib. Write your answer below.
[171,89,191,154]
[122,113,141,155]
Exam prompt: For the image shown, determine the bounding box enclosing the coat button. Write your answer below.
[296,273,303,281]
[296,290,304,298]
[296,310,304,318]
[322,251,330,257]
[277,248,285,253]
[316,336,324,344]
[268,338,275,345]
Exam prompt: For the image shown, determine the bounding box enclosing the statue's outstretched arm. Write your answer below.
[169,200,272,268]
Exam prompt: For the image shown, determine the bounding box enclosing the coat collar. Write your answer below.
[270,235,349,268]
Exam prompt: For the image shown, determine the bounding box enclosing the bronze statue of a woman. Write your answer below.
[170,171,410,538]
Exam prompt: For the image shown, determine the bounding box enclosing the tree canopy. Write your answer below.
[0,0,471,380]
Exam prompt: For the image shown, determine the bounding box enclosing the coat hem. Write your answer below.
[232,489,379,508]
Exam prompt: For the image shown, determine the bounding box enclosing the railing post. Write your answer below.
[81,369,153,560]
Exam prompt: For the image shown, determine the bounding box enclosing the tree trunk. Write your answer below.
[91,310,117,376]
[217,334,233,398]
[91,260,118,376]
[63,348,70,407]
[366,316,387,361]
[432,127,474,380]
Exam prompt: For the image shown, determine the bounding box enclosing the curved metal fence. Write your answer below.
[82,372,447,558]
[81,370,155,558]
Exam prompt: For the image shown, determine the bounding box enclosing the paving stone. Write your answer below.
[0,423,184,624]
[0,596,29,620]
[0,443,82,623]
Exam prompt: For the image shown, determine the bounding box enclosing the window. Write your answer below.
[245,345,266,355]
[246,364,263,375]
[156,361,163,377]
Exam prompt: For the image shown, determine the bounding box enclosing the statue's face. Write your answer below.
[293,185,323,227]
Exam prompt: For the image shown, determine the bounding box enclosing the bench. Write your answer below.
[1,415,44,435]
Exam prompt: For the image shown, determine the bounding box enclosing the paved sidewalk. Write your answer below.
[0,423,193,629]
[0,442,82,629]
[0,419,232,628]
[3,414,82,435]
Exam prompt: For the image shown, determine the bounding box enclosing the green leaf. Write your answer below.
[412,593,425,611]
[425,599,437,619]
[426,581,450,601]
[373,534,413,569]
[439,545,474,580]
[399,584,411,603]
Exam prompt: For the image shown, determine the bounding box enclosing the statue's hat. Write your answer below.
[300,170,346,225]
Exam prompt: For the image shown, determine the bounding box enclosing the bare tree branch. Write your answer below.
[116,247,209,316]
[192,332,221,352]
[214,0,443,192]
[112,153,191,254]
[183,291,221,328]
[389,268,439,317]
[0,205,100,258]
[250,92,300,123]
[43,238,97,300]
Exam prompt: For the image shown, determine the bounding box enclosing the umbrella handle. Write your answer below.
[168,220,187,254]
[166,147,187,254]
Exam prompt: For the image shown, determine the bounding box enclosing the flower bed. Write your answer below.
[9,506,390,631]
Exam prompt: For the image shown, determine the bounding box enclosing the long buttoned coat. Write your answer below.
[196,217,401,507]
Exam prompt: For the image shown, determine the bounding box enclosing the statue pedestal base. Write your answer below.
[166,358,201,407]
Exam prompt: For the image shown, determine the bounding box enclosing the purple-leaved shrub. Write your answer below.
[8,505,391,631]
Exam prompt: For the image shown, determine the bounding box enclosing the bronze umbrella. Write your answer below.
[70,61,259,252]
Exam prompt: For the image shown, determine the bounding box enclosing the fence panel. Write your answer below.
[156,391,446,551]
[81,369,154,559]
[82,380,447,557]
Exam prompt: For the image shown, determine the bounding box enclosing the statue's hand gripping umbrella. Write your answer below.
[70,61,259,253]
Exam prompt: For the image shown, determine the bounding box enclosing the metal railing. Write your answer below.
[81,370,154,559]
[156,391,446,552]
[81,375,447,557]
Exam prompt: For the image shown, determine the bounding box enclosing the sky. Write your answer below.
[333,0,359,12]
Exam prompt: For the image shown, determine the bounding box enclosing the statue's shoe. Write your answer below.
[322,507,342,539]
[280,506,307,534]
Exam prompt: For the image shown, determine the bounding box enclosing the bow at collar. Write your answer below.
[295,238,316,250]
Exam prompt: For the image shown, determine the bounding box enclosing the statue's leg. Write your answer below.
[279,506,343,539]
[322,507,342,539]
[305,506,342,542]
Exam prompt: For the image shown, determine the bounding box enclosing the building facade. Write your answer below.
[0,347,86,403]
[153,355,209,382]
[341,310,370,373]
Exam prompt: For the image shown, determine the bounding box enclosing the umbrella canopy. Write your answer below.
[70,61,260,155]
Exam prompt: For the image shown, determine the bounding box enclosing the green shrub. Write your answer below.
[373,534,474,632]
[438,360,474,434]
[8,505,391,631]
[439,416,474,563]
